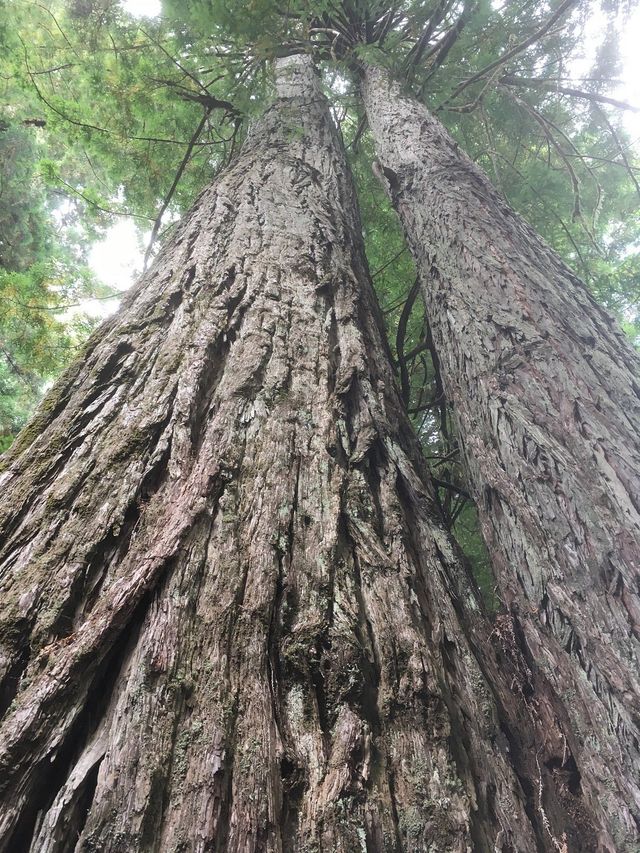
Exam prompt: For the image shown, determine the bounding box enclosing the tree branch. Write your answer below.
[597,108,640,200]
[395,276,421,405]
[441,0,579,107]
[143,110,210,269]
[499,74,640,113]
[418,0,477,88]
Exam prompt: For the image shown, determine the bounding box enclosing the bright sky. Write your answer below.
[572,2,640,140]
[85,0,640,319]
[121,0,161,17]
[87,218,147,298]
[619,23,640,140]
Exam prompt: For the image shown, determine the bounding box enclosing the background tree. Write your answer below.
[0,5,121,450]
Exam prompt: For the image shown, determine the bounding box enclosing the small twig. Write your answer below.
[408,391,446,415]
[492,149,592,281]
[139,26,207,94]
[50,178,153,222]
[404,0,452,71]
[418,0,477,90]
[0,345,38,389]
[503,87,583,222]
[372,247,408,280]
[348,114,368,152]
[433,477,471,501]
[598,108,640,200]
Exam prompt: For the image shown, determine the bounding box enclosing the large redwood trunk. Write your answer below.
[363,62,640,850]
[0,55,603,852]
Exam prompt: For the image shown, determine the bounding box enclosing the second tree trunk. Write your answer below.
[363,62,640,850]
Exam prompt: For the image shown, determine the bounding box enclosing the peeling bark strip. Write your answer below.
[0,56,598,853]
[363,63,640,851]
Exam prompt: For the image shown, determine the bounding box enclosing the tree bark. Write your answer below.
[362,62,640,851]
[0,55,602,852]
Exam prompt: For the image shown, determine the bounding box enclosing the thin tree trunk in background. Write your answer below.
[363,62,640,851]
[0,54,604,853]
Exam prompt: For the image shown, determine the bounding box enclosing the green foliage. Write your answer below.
[0,103,105,446]
[0,0,246,443]
[0,124,50,271]
[0,259,100,451]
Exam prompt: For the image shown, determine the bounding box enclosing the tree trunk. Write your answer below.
[0,54,602,853]
[362,62,640,851]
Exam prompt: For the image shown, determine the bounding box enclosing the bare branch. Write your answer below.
[418,0,477,88]
[372,246,408,280]
[51,178,154,222]
[143,110,210,269]
[404,0,453,70]
[139,26,208,94]
[596,109,640,201]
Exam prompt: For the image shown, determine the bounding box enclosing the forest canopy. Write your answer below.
[1,0,639,454]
